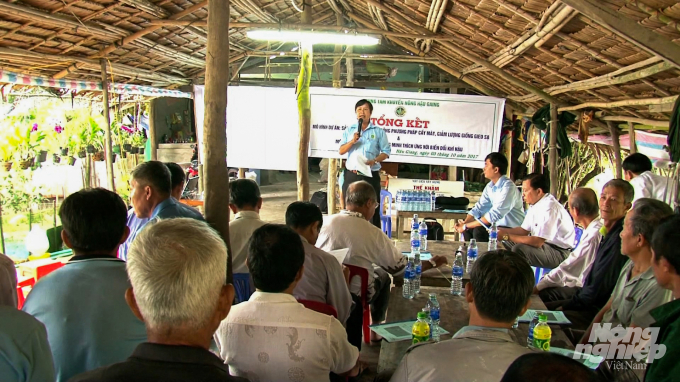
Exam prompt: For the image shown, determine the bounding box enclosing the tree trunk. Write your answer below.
[608,121,623,179]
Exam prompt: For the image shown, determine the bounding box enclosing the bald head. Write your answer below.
[569,188,599,218]
[346,181,376,207]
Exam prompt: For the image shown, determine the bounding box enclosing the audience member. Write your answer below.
[622,153,668,204]
[543,179,634,330]
[229,179,266,274]
[0,252,17,307]
[0,306,55,382]
[119,161,204,260]
[215,224,363,382]
[646,215,680,381]
[536,188,603,301]
[71,218,242,382]
[390,250,534,382]
[455,152,525,242]
[500,353,603,382]
[498,173,576,268]
[22,188,146,382]
[317,181,446,341]
[286,201,352,325]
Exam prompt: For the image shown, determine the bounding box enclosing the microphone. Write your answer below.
[357,118,363,137]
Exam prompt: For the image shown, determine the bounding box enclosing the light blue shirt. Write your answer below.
[119,198,204,261]
[468,176,525,228]
[22,258,147,382]
[341,122,391,172]
[0,306,55,382]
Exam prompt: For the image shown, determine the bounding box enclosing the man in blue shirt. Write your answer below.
[119,161,204,260]
[339,99,391,228]
[22,188,147,382]
[454,153,524,242]
[0,306,55,382]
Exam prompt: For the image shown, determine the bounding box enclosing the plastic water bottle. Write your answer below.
[421,306,431,339]
[466,239,478,274]
[419,220,428,251]
[527,311,540,349]
[414,252,421,294]
[489,222,498,251]
[403,257,415,299]
[414,191,421,211]
[451,248,464,296]
[430,191,436,211]
[411,216,420,255]
[420,191,428,211]
[533,314,552,351]
[396,190,402,211]
[406,191,413,211]
[426,294,441,342]
[411,311,430,344]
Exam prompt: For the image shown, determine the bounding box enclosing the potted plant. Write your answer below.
[52,153,61,164]
[131,131,147,155]
[9,125,45,170]
[0,144,13,171]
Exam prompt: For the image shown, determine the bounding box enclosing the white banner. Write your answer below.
[194,86,505,170]
[310,87,505,168]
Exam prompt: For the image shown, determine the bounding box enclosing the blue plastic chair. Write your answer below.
[233,273,254,304]
[379,189,393,238]
[532,267,553,285]
[573,226,584,250]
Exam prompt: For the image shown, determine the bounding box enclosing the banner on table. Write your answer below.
[310,87,505,168]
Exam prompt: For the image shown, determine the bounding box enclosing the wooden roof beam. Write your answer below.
[560,0,680,69]
[118,0,208,42]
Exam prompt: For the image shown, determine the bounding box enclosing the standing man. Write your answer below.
[622,153,670,204]
[339,99,391,228]
[454,153,524,242]
[498,173,575,269]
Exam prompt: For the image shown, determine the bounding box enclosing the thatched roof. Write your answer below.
[0,0,679,134]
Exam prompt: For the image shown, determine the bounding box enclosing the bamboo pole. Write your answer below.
[203,0,233,283]
[608,121,623,179]
[549,104,558,195]
[245,51,441,63]
[297,2,313,202]
[149,100,158,160]
[628,122,637,154]
[599,116,669,128]
[238,168,246,178]
[328,12,342,214]
[559,96,679,112]
[100,59,115,191]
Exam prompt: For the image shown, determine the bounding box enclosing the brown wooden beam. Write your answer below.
[100,59,116,191]
[549,104,558,195]
[628,122,637,154]
[608,121,623,179]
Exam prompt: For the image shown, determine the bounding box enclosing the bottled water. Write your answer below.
[407,191,414,211]
[419,220,428,251]
[415,191,422,211]
[489,222,498,251]
[420,191,428,211]
[414,252,421,294]
[466,239,478,274]
[533,314,552,351]
[451,248,464,296]
[527,311,540,349]
[411,215,421,255]
[411,311,430,344]
[403,257,415,299]
[426,294,441,342]
[421,307,432,339]
[396,190,402,211]
[430,191,436,211]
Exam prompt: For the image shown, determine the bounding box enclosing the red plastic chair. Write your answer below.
[343,264,370,344]
[298,299,338,318]
[35,261,64,280]
[16,277,35,309]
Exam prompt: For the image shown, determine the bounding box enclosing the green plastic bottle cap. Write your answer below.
[538,314,547,322]
[417,311,428,319]
[429,293,436,298]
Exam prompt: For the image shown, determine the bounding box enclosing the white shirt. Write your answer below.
[229,211,266,274]
[294,236,353,325]
[521,193,576,249]
[537,219,603,291]
[214,292,359,382]
[317,210,406,297]
[630,171,671,204]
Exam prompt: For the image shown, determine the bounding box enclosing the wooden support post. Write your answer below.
[328,12,342,214]
[238,168,246,179]
[203,0,233,283]
[628,122,637,154]
[448,166,458,181]
[504,133,513,177]
[296,2,313,201]
[346,45,354,87]
[608,121,623,179]
[100,59,115,191]
[549,104,558,195]
[149,99,158,160]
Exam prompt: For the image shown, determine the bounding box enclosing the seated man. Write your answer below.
[536,188,603,302]
[498,173,575,268]
[286,201,352,325]
[455,152,525,242]
[71,218,243,382]
[317,181,446,338]
[0,253,17,307]
[622,153,668,204]
[544,180,634,330]
[390,250,535,382]
[22,188,147,382]
[229,179,266,274]
[501,353,602,382]
[0,306,55,382]
[119,161,204,260]
[215,224,362,382]
[646,215,680,381]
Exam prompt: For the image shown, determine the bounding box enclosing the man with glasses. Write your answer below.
[318,181,447,341]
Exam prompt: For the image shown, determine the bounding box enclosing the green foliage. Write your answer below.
[0,170,44,214]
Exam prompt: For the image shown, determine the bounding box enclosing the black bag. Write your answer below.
[311,191,328,214]
[423,218,444,241]
[435,196,469,211]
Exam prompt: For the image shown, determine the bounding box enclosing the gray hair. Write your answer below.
[127,218,227,331]
[346,180,376,207]
[603,179,635,205]
[629,198,673,244]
